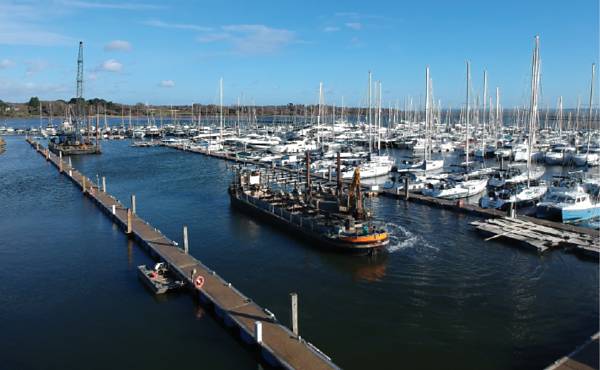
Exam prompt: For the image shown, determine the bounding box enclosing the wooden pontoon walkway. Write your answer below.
[26,138,338,370]
[546,332,599,370]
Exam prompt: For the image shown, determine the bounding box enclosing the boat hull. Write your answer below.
[229,191,388,252]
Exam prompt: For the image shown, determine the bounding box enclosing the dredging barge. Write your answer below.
[229,153,389,252]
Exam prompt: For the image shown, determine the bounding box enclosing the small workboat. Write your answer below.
[137,263,184,295]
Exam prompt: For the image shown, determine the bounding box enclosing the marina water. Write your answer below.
[1,133,598,370]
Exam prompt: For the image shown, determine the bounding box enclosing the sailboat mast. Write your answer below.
[558,96,563,135]
[586,63,595,154]
[482,70,487,152]
[465,61,471,173]
[378,81,382,153]
[219,77,224,142]
[425,66,430,161]
[368,71,372,153]
[527,36,541,187]
[495,87,500,135]
[317,82,322,146]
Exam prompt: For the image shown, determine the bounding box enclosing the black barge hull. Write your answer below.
[229,191,388,253]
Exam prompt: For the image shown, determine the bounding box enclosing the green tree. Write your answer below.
[27,96,40,108]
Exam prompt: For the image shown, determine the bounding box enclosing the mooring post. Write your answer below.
[508,201,516,218]
[290,292,299,337]
[102,176,106,192]
[68,156,72,168]
[111,204,116,215]
[59,158,63,173]
[183,225,189,254]
[82,176,86,193]
[131,194,136,214]
[255,321,263,344]
[59,151,62,161]
[404,177,410,200]
[45,148,49,160]
[127,208,132,234]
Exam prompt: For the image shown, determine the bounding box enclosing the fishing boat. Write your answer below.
[536,190,600,223]
[229,166,389,252]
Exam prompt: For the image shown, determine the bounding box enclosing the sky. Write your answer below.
[0,0,598,108]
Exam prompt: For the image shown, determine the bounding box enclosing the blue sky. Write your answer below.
[0,0,597,108]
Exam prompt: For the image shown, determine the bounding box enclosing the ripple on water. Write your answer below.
[384,221,439,254]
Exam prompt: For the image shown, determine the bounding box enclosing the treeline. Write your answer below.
[1,98,374,118]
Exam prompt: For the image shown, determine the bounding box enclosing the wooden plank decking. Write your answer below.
[471,217,599,255]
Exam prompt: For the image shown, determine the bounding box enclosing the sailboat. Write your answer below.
[572,63,599,166]
[344,75,395,179]
[422,63,488,199]
[480,36,547,212]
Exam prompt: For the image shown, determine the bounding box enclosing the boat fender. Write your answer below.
[194,275,205,289]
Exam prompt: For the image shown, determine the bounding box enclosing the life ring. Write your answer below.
[194,275,205,289]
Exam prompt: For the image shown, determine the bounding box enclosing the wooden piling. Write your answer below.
[82,177,86,193]
[127,208,132,234]
[131,194,136,214]
[404,177,410,200]
[183,225,189,254]
[102,176,106,192]
[290,292,299,337]
[255,321,263,344]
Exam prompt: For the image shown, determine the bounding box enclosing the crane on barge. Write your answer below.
[48,41,101,155]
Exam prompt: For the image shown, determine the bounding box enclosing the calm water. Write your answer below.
[1,132,598,370]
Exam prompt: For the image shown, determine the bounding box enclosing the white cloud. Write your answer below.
[345,22,362,30]
[197,33,230,43]
[323,26,340,32]
[0,79,68,99]
[0,3,72,46]
[104,40,131,51]
[98,59,123,72]
[25,60,49,76]
[143,19,212,32]
[213,24,295,54]
[0,59,15,69]
[60,1,163,10]
[145,19,294,55]
[335,12,383,20]
[159,80,175,87]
